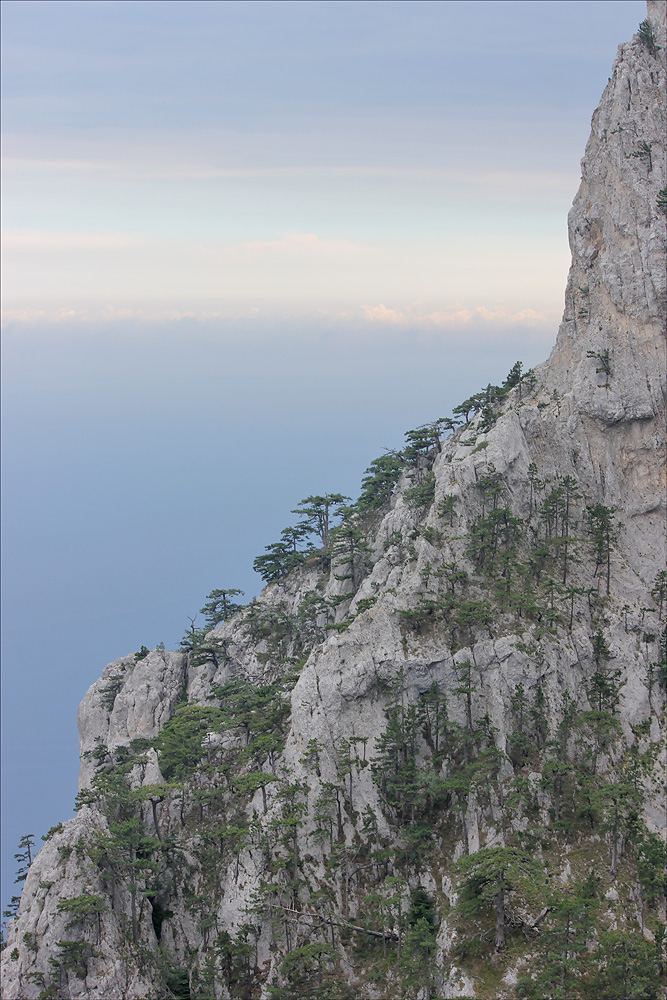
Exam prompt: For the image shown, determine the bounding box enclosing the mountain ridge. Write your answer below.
[2,4,666,998]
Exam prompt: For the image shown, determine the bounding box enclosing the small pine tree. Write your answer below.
[199,588,245,629]
[520,874,598,999]
[456,845,543,952]
[585,503,618,594]
[638,18,660,56]
[13,834,35,883]
[291,493,350,550]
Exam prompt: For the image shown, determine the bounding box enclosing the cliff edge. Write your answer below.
[3,5,666,999]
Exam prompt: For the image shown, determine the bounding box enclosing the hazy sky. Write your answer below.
[1,0,646,914]
[2,0,646,323]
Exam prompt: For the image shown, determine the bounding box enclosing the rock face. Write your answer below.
[78,650,189,790]
[3,5,666,999]
[546,0,666,586]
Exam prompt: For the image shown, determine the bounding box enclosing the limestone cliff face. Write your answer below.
[3,6,666,1000]
[546,0,666,585]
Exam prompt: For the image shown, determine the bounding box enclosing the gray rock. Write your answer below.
[3,4,666,998]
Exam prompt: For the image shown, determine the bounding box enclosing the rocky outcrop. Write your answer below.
[546,0,666,584]
[78,650,188,789]
[3,5,666,999]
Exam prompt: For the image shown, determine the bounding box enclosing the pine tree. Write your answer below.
[291,493,349,550]
[593,929,662,1000]
[651,569,667,617]
[590,775,641,876]
[357,452,404,513]
[418,682,452,759]
[199,588,245,629]
[559,475,582,584]
[253,539,305,582]
[502,360,524,394]
[456,845,543,952]
[13,833,35,883]
[507,683,532,768]
[520,874,598,999]
[542,693,577,828]
[179,614,229,667]
[578,630,622,777]
[330,506,371,589]
[371,670,425,826]
[438,493,457,526]
[402,887,438,999]
[403,425,439,476]
[154,704,224,781]
[527,461,543,518]
[585,503,618,595]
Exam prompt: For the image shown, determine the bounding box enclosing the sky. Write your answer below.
[1,0,647,916]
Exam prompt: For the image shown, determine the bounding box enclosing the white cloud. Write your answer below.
[361,304,405,324]
[0,303,267,325]
[361,303,550,328]
[1,300,558,335]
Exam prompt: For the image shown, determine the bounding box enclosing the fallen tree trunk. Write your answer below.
[273,904,398,941]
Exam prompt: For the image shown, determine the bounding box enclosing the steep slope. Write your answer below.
[3,5,666,999]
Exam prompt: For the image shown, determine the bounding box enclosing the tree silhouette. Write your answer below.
[585,504,618,594]
[292,493,349,550]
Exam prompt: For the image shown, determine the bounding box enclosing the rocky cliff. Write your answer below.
[3,4,666,999]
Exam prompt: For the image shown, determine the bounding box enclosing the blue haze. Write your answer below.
[2,319,547,909]
[0,0,647,915]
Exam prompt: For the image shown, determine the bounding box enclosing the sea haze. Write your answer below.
[0,0,648,916]
[1,315,549,901]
